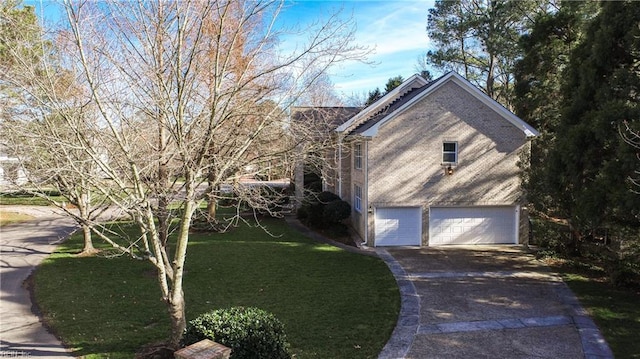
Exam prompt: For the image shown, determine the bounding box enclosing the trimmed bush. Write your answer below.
[182,307,291,359]
[296,205,309,220]
[323,200,351,224]
[316,191,341,204]
[297,191,352,241]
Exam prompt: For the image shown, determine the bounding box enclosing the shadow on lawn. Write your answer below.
[32,217,399,359]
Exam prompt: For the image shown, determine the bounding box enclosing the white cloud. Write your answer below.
[328,1,435,95]
[278,0,438,97]
[354,2,431,56]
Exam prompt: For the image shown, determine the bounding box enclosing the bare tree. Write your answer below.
[0,1,112,254]
[621,120,640,193]
[3,0,369,349]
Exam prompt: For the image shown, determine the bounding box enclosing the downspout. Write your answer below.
[337,136,343,198]
[515,204,521,246]
[362,138,369,247]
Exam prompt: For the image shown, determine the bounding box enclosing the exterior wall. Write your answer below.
[323,140,352,206]
[323,146,338,194]
[338,140,352,202]
[365,81,530,246]
[350,141,367,242]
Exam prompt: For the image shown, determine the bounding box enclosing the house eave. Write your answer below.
[359,72,539,138]
[335,74,430,134]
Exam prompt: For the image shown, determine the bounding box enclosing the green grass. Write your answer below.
[554,267,640,358]
[32,218,400,358]
[0,190,66,206]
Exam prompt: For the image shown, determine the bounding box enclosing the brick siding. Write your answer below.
[349,81,531,245]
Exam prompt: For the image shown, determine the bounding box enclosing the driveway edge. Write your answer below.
[550,277,614,358]
[375,248,614,359]
[376,249,419,359]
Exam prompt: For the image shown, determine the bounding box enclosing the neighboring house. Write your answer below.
[290,106,361,201]
[0,148,28,189]
[332,72,539,246]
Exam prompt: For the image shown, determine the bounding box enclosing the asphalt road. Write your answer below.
[0,206,76,358]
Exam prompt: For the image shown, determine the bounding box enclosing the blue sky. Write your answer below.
[278,1,436,98]
[25,0,436,99]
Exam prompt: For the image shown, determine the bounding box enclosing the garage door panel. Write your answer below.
[375,207,421,246]
[429,206,516,246]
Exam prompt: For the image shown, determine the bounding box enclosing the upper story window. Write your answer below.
[442,141,458,164]
[354,142,363,170]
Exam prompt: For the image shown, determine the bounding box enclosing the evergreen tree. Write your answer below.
[426,0,547,109]
[514,1,599,218]
[365,87,382,106]
[364,75,405,106]
[384,75,404,93]
[548,1,640,234]
[0,0,41,68]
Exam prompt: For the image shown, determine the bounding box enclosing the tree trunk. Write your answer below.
[157,164,170,246]
[206,199,217,219]
[486,54,495,99]
[80,223,96,255]
[166,178,196,348]
[78,189,97,255]
[207,169,217,220]
[167,289,186,349]
[569,222,583,256]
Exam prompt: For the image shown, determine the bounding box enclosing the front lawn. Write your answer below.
[32,218,400,358]
[0,190,66,206]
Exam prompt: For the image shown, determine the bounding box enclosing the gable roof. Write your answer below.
[336,72,539,138]
[334,74,431,134]
[291,106,361,130]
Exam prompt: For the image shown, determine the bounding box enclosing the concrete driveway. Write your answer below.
[0,206,76,358]
[376,246,613,359]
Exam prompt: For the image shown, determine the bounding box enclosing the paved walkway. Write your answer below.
[376,246,614,359]
[0,206,76,358]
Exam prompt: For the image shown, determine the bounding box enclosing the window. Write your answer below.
[354,184,362,213]
[442,141,457,164]
[354,142,363,170]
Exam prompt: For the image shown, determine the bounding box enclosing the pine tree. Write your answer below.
[426,0,547,108]
[549,1,640,233]
[514,1,599,218]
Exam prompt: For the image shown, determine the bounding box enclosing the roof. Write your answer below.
[290,106,361,130]
[336,72,539,138]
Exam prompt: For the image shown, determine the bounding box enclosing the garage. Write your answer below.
[429,206,517,246]
[374,207,422,246]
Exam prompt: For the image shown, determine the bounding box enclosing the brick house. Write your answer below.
[331,72,538,246]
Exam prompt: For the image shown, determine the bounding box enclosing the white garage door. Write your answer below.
[375,207,422,246]
[429,206,517,246]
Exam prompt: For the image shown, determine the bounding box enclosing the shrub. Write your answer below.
[298,191,342,226]
[309,206,326,226]
[530,218,570,254]
[323,200,351,224]
[296,205,308,220]
[316,191,341,204]
[182,307,291,359]
[297,192,352,241]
